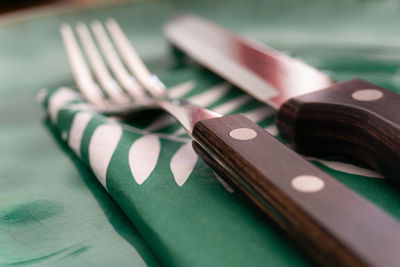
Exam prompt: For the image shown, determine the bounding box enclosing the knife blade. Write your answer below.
[164,14,400,186]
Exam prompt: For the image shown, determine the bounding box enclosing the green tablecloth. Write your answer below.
[2,0,400,266]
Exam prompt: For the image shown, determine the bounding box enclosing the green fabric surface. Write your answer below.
[2,0,400,266]
[40,68,311,266]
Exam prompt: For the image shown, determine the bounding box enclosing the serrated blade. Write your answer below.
[164,15,334,109]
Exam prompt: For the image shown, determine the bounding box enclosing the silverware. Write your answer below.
[60,19,400,267]
[164,14,400,187]
[61,19,220,131]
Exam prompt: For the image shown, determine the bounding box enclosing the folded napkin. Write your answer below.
[39,67,385,266]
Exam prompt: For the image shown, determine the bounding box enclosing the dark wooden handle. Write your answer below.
[276,79,400,185]
[193,114,400,267]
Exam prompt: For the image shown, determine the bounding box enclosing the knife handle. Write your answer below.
[192,114,400,267]
[276,79,400,185]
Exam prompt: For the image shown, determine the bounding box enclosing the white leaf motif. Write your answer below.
[168,80,196,98]
[213,95,251,115]
[146,82,229,132]
[171,95,253,137]
[144,80,196,132]
[89,124,123,189]
[170,142,198,186]
[243,106,275,123]
[264,124,278,135]
[129,135,161,185]
[145,115,175,132]
[307,157,384,179]
[68,112,92,158]
[48,87,79,123]
[214,172,234,193]
[187,82,230,106]
[36,88,48,104]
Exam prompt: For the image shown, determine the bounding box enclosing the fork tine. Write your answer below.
[60,24,107,107]
[105,19,167,98]
[91,21,146,100]
[76,22,131,105]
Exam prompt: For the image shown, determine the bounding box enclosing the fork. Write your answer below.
[60,20,400,267]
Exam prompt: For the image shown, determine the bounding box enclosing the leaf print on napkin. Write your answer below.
[37,88,48,104]
[212,94,252,115]
[243,106,275,123]
[168,80,196,98]
[187,82,230,106]
[145,80,196,132]
[89,124,123,188]
[307,157,384,178]
[264,124,278,135]
[172,94,253,137]
[48,87,80,123]
[68,111,92,158]
[214,172,234,193]
[170,142,198,186]
[147,82,231,133]
[129,135,161,185]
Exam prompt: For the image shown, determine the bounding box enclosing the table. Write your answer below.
[1,0,400,266]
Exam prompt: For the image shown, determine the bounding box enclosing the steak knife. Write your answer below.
[163,15,400,267]
[164,14,400,186]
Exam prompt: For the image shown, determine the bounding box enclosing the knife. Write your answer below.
[190,114,400,267]
[163,15,400,267]
[164,14,400,186]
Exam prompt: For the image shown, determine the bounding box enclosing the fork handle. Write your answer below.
[192,114,400,267]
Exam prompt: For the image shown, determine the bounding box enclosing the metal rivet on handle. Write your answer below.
[291,175,325,193]
[229,128,257,140]
[352,89,383,101]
